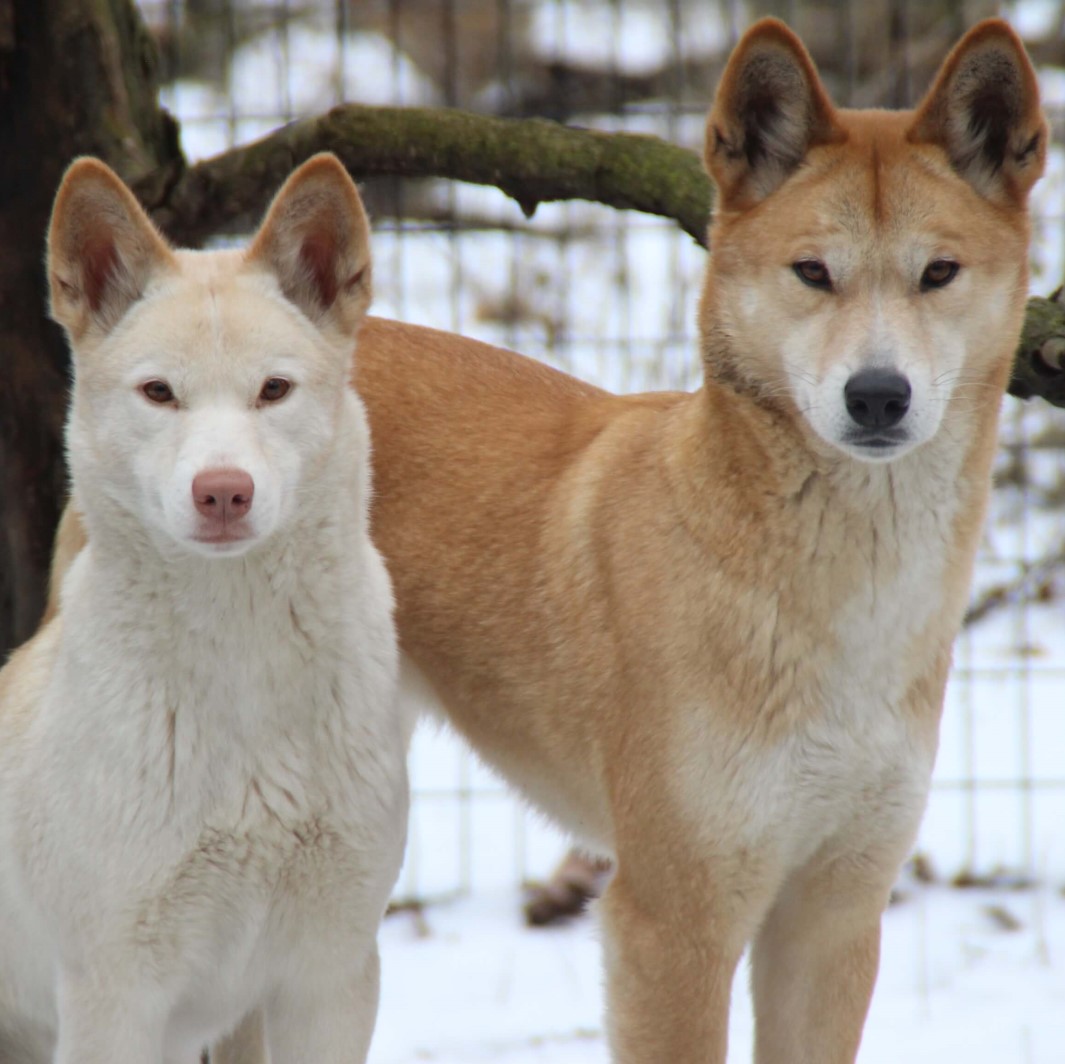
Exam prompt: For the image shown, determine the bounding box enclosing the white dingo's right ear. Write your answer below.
[246,154,372,337]
[48,158,175,342]
[705,18,844,212]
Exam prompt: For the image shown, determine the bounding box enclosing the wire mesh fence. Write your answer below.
[137,0,1065,902]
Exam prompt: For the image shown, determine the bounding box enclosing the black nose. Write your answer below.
[844,369,912,429]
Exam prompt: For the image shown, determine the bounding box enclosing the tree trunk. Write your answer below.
[0,0,182,653]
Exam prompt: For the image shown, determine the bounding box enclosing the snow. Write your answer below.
[149,3,1065,1059]
[369,882,1065,1063]
[527,2,731,75]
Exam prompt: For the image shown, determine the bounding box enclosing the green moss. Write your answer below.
[1011,297,1065,406]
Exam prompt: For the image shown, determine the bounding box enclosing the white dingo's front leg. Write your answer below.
[265,947,380,1064]
[54,969,165,1064]
[212,1009,267,1064]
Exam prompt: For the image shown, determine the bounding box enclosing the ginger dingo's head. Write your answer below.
[700,18,1045,463]
[48,154,372,556]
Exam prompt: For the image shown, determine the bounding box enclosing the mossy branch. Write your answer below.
[1011,295,1065,408]
[139,104,713,247]
[137,103,1065,408]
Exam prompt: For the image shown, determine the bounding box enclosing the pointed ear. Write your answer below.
[908,19,1046,206]
[705,18,844,210]
[47,158,175,341]
[246,154,372,335]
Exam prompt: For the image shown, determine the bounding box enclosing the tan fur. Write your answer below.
[49,19,1044,1064]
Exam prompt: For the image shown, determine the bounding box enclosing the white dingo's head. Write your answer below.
[700,19,1045,463]
[48,154,372,556]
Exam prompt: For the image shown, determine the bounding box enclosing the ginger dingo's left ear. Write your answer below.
[247,153,372,335]
[705,18,844,212]
[48,158,176,342]
[909,19,1046,206]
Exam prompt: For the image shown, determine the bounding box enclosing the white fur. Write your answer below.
[0,161,408,1064]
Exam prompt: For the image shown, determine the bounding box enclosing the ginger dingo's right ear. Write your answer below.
[48,158,175,342]
[704,18,844,212]
[246,153,372,337]
[908,19,1046,207]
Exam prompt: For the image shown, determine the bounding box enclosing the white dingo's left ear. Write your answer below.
[48,158,176,342]
[705,18,844,212]
[908,19,1046,206]
[247,153,372,335]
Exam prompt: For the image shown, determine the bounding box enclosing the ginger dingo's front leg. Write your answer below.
[749,854,901,1064]
[600,853,776,1064]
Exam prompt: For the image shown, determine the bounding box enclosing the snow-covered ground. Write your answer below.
[148,1,1065,1058]
[369,882,1065,1063]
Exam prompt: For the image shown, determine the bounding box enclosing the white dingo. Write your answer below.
[0,154,408,1063]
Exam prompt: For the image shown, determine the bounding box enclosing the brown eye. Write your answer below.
[258,377,292,404]
[921,259,959,290]
[793,259,832,290]
[141,380,175,405]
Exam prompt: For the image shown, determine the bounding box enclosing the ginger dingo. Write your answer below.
[0,156,408,1062]
[46,17,1045,1064]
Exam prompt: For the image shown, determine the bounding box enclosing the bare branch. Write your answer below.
[964,546,1065,627]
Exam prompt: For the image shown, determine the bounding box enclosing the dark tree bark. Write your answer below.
[0,0,183,654]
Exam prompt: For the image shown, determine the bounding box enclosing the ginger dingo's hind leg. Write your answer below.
[40,503,86,627]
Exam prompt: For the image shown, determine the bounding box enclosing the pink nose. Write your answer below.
[192,468,255,522]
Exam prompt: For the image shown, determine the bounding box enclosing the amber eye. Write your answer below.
[258,377,292,404]
[921,259,959,291]
[793,259,832,290]
[141,380,175,405]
